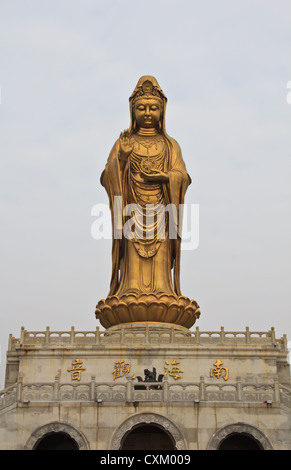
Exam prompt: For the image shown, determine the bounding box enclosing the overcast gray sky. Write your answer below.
[1,0,291,387]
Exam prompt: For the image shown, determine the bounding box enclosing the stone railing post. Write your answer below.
[8,334,13,351]
[274,376,280,403]
[120,325,125,343]
[220,327,225,344]
[126,378,133,402]
[195,326,200,344]
[270,327,275,343]
[245,327,250,344]
[53,375,60,400]
[199,376,205,401]
[163,375,169,402]
[20,327,25,346]
[170,327,174,344]
[236,376,242,401]
[70,326,75,345]
[90,376,96,401]
[145,324,149,344]
[45,326,50,344]
[17,375,23,402]
[95,327,100,344]
[282,334,288,351]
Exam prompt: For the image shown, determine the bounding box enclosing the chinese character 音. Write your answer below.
[67,359,86,381]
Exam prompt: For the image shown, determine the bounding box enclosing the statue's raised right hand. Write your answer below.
[118,130,133,162]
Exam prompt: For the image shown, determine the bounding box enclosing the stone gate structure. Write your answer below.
[0,323,290,450]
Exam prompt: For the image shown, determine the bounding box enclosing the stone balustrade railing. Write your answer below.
[7,326,288,350]
[1,375,290,411]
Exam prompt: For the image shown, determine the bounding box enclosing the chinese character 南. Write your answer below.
[210,359,229,381]
[67,359,86,381]
[112,360,135,380]
[164,359,184,380]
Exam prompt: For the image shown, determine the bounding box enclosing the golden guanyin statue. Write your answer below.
[95,76,200,329]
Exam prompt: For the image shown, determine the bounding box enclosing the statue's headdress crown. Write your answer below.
[130,77,166,105]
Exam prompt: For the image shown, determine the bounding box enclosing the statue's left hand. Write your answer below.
[140,170,169,182]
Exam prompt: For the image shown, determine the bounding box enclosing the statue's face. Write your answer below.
[134,98,162,129]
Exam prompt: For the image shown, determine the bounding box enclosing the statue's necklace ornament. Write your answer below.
[133,134,164,156]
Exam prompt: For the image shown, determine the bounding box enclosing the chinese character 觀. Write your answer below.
[112,360,135,380]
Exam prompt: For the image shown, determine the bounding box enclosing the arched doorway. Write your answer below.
[24,422,89,450]
[34,432,79,450]
[120,423,176,450]
[110,412,187,450]
[207,423,272,450]
[218,433,263,450]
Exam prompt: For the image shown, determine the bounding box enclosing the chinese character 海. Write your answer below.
[67,359,86,381]
[210,359,229,381]
[164,359,183,380]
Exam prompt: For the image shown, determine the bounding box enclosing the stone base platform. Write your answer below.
[0,323,290,450]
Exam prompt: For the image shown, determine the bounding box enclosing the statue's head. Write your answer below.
[129,76,168,133]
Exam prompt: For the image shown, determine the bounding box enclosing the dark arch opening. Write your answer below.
[218,433,263,450]
[120,423,176,450]
[34,432,79,450]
